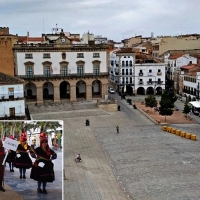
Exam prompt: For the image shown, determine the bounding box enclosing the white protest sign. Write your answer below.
[2,137,19,165]
[3,137,18,151]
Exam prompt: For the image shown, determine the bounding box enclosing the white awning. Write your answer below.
[189,101,200,108]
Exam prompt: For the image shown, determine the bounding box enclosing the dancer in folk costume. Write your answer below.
[30,133,57,194]
[0,139,5,192]
[14,133,32,179]
[6,135,16,172]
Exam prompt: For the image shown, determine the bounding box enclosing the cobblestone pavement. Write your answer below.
[31,98,200,200]
[4,151,62,200]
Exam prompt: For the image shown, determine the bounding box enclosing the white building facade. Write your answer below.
[14,34,109,103]
[0,73,25,119]
[109,48,165,95]
[134,63,165,95]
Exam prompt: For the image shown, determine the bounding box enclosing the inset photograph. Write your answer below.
[0,120,63,200]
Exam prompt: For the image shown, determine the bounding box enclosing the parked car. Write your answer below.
[108,88,115,94]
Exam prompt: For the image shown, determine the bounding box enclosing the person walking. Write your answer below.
[0,139,5,192]
[6,135,16,172]
[116,126,119,133]
[14,134,32,179]
[30,133,57,194]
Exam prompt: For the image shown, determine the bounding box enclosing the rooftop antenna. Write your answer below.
[43,20,45,34]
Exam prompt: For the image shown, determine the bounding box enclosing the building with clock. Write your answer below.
[14,30,110,103]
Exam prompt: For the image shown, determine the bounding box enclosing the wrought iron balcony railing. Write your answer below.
[17,72,109,79]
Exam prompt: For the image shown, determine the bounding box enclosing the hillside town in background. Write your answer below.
[0,26,200,120]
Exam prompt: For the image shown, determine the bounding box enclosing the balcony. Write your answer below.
[148,72,153,76]
[0,114,26,120]
[0,93,24,102]
[138,81,143,85]
[139,73,143,76]
[157,72,162,75]
[147,81,153,85]
[17,72,109,80]
[157,81,163,85]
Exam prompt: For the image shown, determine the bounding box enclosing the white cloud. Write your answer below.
[0,0,200,41]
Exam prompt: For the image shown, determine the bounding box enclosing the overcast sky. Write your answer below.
[1,0,200,41]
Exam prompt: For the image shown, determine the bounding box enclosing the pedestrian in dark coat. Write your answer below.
[116,126,119,133]
[14,136,32,179]
[0,140,5,192]
[30,135,57,194]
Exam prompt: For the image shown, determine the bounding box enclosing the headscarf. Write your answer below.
[40,133,50,156]
[20,132,28,149]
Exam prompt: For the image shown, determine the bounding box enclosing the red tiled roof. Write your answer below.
[18,36,44,43]
[68,38,81,42]
[168,53,185,59]
[180,64,197,69]
[0,72,24,84]
[116,48,133,53]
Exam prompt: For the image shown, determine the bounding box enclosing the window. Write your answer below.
[149,79,152,82]
[62,66,67,77]
[149,69,152,73]
[130,69,132,75]
[9,108,15,117]
[122,69,124,75]
[77,65,83,76]
[126,69,128,75]
[130,78,132,83]
[158,69,161,72]
[140,70,143,73]
[111,61,114,66]
[8,88,14,98]
[93,53,100,58]
[77,53,84,58]
[124,56,126,58]
[126,77,128,83]
[122,61,125,67]
[126,61,128,66]
[129,61,132,66]
[93,65,99,75]
[25,54,33,59]
[158,78,161,82]
[44,66,50,77]
[27,66,33,78]
[43,53,50,58]
[122,77,124,84]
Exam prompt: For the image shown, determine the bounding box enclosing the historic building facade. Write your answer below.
[14,32,110,103]
[0,72,25,119]
[0,27,18,76]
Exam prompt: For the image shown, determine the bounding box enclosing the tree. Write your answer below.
[24,121,62,135]
[145,95,157,111]
[182,103,191,118]
[159,90,176,121]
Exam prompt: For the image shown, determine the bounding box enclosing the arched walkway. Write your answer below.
[24,82,37,100]
[76,80,86,99]
[92,80,101,97]
[137,87,145,95]
[43,82,54,100]
[60,81,70,99]
[146,87,154,95]
[156,87,162,95]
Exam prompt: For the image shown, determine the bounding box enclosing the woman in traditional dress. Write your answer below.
[6,135,16,172]
[30,134,57,194]
[14,135,32,179]
[0,140,5,192]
